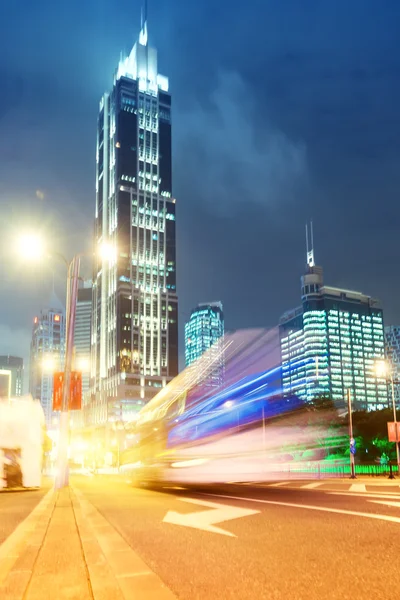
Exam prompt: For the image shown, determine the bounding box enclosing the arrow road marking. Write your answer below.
[163,497,260,537]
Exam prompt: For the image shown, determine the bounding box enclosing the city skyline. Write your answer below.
[1,1,400,373]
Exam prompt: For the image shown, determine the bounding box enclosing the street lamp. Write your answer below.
[346,389,356,479]
[375,359,400,473]
[17,233,46,261]
[17,233,81,490]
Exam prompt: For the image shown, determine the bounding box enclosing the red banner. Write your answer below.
[387,422,400,442]
[53,372,64,411]
[52,372,82,411]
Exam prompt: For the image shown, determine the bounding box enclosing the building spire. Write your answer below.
[139,0,148,46]
[305,221,315,268]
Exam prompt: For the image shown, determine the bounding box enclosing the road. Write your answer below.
[0,478,52,545]
[72,475,400,600]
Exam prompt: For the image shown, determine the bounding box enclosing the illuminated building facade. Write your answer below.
[74,283,92,395]
[185,303,224,385]
[280,227,388,411]
[384,325,400,407]
[90,9,178,425]
[0,356,23,397]
[29,298,65,427]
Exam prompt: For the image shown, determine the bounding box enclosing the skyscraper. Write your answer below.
[90,8,178,425]
[29,297,65,428]
[185,303,224,385]
[384,325,400,407]
[280,226,388,411]
[0,356,23,396]
[74,282,92,395]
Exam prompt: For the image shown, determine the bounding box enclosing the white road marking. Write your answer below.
[197,493,400,525]
[328,491,400,499]
[368,500,400,509]
[163,497,260,537]
[349,483,367,492]
[268,481,291,487]
[301,482,324,489]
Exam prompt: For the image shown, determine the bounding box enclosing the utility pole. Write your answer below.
[347,388,356,479]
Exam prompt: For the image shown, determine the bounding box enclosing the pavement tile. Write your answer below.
[11,543,41,572]
[0,569,32,600]
[105,548,153,578]
[86,561,124,600]
[72,485,178,599]
[117,572,177,600]
[24,490,92,600]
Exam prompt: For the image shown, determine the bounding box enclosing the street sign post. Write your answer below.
[350,437,356,455]
[387,422,400,443]
[53,372,82,411]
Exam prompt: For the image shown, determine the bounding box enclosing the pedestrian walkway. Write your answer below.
[0,486,176,600]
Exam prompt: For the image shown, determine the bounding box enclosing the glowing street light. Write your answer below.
[99,242,116,262]
[42,356,56,372]
[17,233,45,261]
[375,360,388,379]
[15,231,81,490]
[76,357,90,373]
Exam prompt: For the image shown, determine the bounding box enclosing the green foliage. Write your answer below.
[336,408,397,462]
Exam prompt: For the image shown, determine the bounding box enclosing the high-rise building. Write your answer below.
[74,282,92,395]
[185,303,224,385]
[90,8,178,426]
[0,356,23,396]
[280,226,388,411]
[29,295,65,427]
[384,325,400,407]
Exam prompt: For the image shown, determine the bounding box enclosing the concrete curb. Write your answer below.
[0,488,56,597]
[0,488,41,494]
[72,486,177,599]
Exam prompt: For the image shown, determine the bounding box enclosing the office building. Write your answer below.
[280,226,388,411]
[74,282,92,395]
[90,8,178,425]
[384,325,400,407]
[185,303,224,385]
[29,295,65,427]
[0,356,23,396]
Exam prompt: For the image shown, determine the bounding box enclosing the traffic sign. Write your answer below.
[387,422,400,443]
[53,372,82,411]
[350,437,356,455]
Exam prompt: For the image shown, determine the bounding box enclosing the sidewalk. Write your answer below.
[0,486,176,600]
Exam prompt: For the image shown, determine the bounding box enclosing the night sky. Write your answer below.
[1,0,400,378]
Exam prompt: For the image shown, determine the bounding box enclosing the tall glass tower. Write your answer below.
[279,226,388,411]
[90,9,178,425]
[185,303,224,387]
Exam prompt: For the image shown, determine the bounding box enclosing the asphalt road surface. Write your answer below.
[72,475,400,600]
[0,478,52,545]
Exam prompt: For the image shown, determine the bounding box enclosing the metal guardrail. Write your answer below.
[285,462,399,478]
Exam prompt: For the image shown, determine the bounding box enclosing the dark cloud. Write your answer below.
[175,70,306,215]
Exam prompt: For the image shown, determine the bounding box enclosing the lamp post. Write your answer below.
[55,254,81,489]
[16,234,81,489]
[375,360,400,474]
[17,235,116,487]
[347,388,356,479]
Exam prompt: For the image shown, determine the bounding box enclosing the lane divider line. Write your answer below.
[196,492,400,525]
